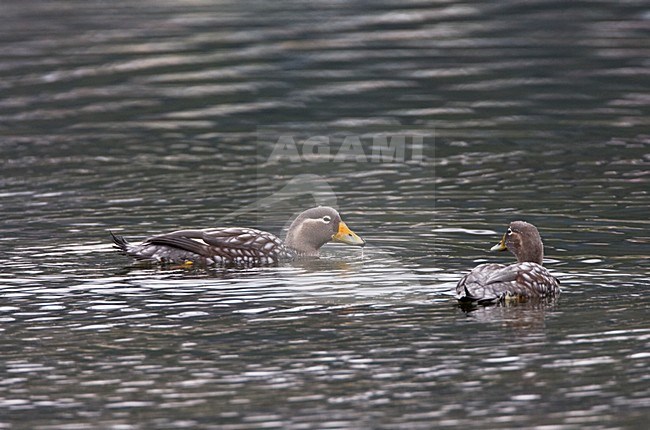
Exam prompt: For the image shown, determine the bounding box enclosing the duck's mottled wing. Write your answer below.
[457,262,559,304]
[199,227,286,262]
[457,263,507,303]
[509,262,560,298]
[146,227,286,264]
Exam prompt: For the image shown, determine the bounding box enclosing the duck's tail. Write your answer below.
[110,231,130,253]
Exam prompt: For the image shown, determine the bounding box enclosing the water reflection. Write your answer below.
[458,298,559,332]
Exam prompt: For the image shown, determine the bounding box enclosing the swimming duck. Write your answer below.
[456,221,560,304]
[111,206,365,266]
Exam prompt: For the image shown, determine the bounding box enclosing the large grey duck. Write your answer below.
[456,221,560,304]
[111,206,365,266]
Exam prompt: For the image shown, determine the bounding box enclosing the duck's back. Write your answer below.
[457,262,560,305]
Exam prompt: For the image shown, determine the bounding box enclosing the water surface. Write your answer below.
[1,1,648,429]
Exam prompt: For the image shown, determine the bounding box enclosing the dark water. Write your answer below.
[1,1,649,429]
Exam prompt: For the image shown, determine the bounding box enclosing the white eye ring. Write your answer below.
[322,216,332,223]
[507,228,513,235]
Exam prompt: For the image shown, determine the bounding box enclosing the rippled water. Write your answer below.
[1,1,649,429]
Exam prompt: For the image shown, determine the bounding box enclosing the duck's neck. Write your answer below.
[516,242,544,265]
[284,225,320,256]
[286,246,319,257]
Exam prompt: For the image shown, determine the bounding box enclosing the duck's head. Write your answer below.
[490,220,544,264]
[284,206,365,256]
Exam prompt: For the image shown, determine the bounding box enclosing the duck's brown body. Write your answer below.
[457,221,560,304]
[111,227,291,266]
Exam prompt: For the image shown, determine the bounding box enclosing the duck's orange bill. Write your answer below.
[332,221,365,247]
[490,233,508,252]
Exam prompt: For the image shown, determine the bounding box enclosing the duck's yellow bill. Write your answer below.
[332,221,365,247]
[490,233,508,252]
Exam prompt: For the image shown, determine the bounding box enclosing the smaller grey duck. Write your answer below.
[111,206,365,266]
[456,221,560,304]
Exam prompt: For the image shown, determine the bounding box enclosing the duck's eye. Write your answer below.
[322,216,332,223]
[507,228,513,235]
